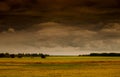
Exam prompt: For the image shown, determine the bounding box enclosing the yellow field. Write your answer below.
[0,56,120,77]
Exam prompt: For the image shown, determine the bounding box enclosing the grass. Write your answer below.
[0,56,120,77]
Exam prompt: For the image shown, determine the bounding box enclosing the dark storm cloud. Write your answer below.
[0,0,120,32]
[0,0,120,26]
[0,0,120,16]
[0,2,10,11]
[20,22,120,51]
[0,22,120,54]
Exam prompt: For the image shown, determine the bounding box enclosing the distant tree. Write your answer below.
[89,53,120,56]
[17,53,23,58]
[0,53,5,58]
[40,54,46,59]
[5,53,10,58]
[90,53,98,56]
[24,53,31,57]
[10,54,15,58]
[0,52,51,58]
[31,53,38,58]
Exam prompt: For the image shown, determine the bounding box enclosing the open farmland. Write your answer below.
[0,56,120,77]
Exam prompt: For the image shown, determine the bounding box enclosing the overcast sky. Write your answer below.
[0,0,120,55]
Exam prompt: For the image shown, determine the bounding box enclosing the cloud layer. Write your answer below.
[0,22,120,54]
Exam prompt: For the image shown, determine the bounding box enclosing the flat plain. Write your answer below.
[0,56,120,77]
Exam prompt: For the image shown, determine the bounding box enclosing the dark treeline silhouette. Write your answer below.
[79,53,120,57]
[0,53,49,58]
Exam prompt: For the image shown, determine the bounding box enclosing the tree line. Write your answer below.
[79,53,120,56]
[0,53,49,58]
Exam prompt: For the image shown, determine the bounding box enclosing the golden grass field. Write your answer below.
[0,56,120,77]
